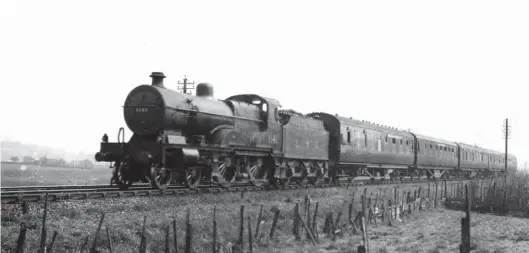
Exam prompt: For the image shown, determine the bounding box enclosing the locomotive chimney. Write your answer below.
[196,82,214,98]
[150,72,166,88]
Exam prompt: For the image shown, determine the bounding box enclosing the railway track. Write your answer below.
[0,178,468,204]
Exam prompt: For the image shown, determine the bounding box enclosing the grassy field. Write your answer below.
[1,163,112,186]
[4,180,528,253]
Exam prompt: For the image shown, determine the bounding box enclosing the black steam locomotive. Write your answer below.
[95,72,518,190]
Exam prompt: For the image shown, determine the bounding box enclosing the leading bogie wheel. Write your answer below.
[114,161,133,190]
[150,163,173,190]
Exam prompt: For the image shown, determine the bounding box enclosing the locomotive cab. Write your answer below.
[225,94,281,131]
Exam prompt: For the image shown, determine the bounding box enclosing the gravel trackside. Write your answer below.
[2,182,527,253]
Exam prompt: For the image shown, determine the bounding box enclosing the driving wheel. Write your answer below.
[185,166,202,189]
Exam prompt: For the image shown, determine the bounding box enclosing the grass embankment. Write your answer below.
[501,170,529,204]
[472,170,529,218]
[2,180,512,253]
[0,163,112,186]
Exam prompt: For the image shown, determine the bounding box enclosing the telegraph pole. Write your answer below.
[503,119,510,173]
[177,75,195,94]
[502,118,511,211]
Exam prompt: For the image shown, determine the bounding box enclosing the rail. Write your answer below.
[0,178,470,204]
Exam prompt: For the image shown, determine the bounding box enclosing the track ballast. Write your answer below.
[0,178,468,204]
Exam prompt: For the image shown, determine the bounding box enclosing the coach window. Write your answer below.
[357,130,361,148]
[371,133,376,151]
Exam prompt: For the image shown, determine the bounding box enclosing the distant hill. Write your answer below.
[1,140,97,164]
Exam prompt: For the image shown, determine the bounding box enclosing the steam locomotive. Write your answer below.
[95,72,518,190]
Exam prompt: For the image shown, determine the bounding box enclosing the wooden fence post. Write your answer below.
[428,183,431,199]
[255,205,263,240]
[491,182,496,213]
[16,201,29,253]
[269,210,280,239]
[172,219,178,253]
[90,212,105,253]
[459,184,471,253]
[361,216,369,253]
[138,216,147,253]
[39,193,49,253]
[164,225,170,253]
[185,208,192,253]
[239,205,245,251]
[293,202,300,240]
[107,227,114,253]
[435,182,439,208]
[248,217,253,253]
[305,196,311,240]
[444,179,448,199]
[312,201,319,233]
[212,206,217,253]
[394,187,397,219]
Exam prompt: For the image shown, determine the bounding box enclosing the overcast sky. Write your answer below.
[1,0,528,169]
